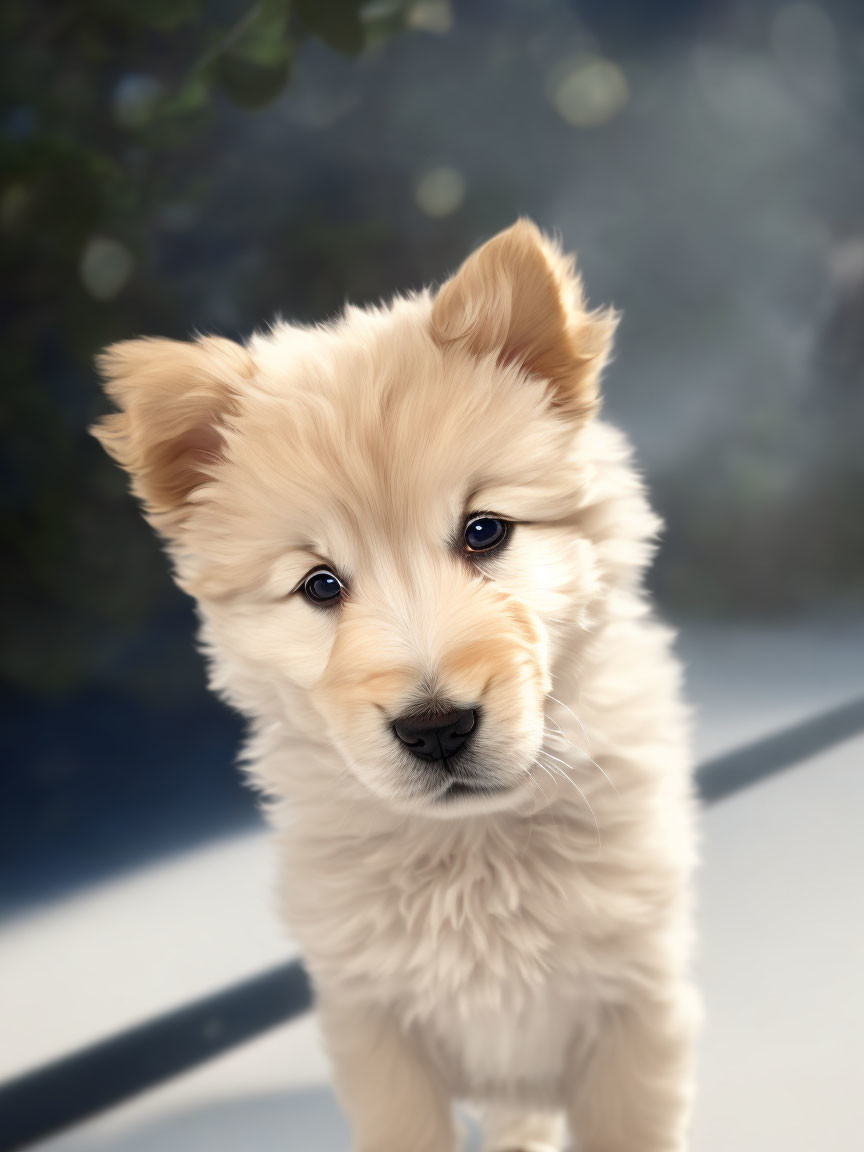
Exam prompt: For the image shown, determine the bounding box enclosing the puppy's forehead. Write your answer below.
[239,308,573,552]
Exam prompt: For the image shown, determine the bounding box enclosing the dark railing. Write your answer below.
[2,695,864,1152]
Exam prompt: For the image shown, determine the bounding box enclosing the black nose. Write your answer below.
[392,708,477,762]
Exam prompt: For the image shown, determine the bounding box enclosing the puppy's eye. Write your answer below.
[302,569,343,605]
[464,515,508,553]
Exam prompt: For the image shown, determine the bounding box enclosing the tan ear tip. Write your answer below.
[512,215,543,237]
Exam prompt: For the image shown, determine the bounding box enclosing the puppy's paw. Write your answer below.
[483,1107,565,1152]
[492,1145,562,1152]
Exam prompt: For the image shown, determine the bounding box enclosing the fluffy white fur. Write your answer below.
[94,220,698,1152]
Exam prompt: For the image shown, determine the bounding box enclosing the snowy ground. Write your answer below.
[2,616,862,1151]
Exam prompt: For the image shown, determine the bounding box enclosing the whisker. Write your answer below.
[543,719,589,757]
[540,747,582,775]
[531,762,555,807]
[541,735,618,795]
[536,752,602,850]
[531,761,564,845]
[543,725,585,754]
[546,693,592,749]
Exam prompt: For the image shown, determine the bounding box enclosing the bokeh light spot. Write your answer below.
[80,237,135,302]
[414,166,465,217]
[406,1,453,35]
[361,1,404,20]
[547,57,629,128]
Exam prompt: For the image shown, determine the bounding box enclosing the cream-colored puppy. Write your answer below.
[94,220,698,1152]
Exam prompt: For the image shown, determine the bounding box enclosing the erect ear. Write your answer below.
[431,218,617,422]
[91,335,253,535]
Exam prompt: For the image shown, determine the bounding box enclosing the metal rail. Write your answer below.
[2,694,863,1151]
[695,695,864,803]
[0,963,312,1152]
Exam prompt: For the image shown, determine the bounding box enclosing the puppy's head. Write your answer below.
[93,220,618,815]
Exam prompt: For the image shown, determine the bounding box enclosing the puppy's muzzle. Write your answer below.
[392,707,478,763]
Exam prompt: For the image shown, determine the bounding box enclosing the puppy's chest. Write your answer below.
[302,827,592,1018]
[394,847,559,1007]
[363,838,597,1091]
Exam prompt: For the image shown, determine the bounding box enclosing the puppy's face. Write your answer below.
[94,221,617,815]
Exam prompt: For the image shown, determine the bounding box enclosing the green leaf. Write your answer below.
[117,0,201,32]
[295,0,367,55]
[230,0,292,67]
[158,73,212,118]
[216,54,291,108]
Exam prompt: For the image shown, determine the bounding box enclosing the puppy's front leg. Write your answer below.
[567,985,698,1152]
[318,995,457,1152]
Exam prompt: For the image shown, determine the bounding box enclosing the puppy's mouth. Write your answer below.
[436,776,508,802]
[393,731,503,802]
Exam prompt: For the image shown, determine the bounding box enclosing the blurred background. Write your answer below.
[1,1,863,1149]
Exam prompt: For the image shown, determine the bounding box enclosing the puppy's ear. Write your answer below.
[431,218,617,421]
[91,335,253,535]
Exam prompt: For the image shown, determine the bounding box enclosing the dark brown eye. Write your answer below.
[303,569,343,605]
[464,516,508,553]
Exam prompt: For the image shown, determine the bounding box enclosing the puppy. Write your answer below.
[94,219,698,1152]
